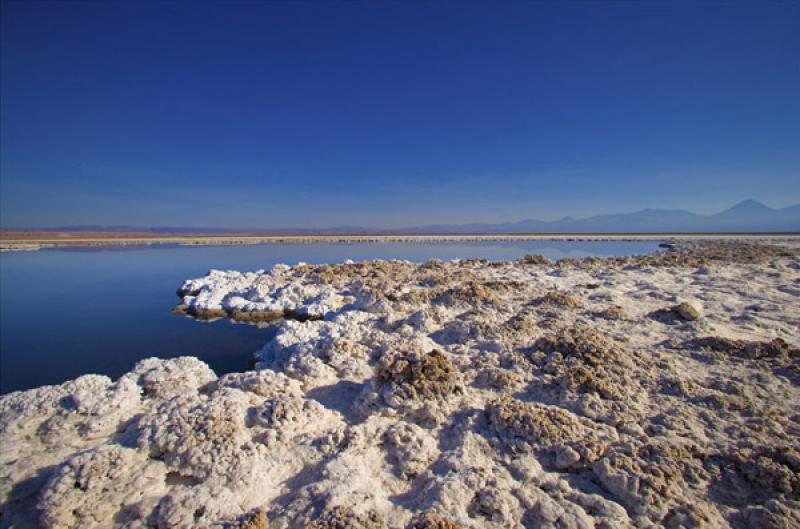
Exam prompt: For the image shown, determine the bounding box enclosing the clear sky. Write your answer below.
[1,1,799,229]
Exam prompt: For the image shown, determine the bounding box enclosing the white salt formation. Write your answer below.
[1,240,799,529]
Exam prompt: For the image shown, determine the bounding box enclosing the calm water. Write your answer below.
[0,240,659,393]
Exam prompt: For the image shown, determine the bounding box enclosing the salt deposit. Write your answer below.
[1,240,798,528]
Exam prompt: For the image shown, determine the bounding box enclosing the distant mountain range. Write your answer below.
[9,200,800,234]
[400,199,800,233]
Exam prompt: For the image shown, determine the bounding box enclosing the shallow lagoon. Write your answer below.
[0,240,660,393]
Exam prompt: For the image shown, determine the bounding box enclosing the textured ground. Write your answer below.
[1,240,799,529]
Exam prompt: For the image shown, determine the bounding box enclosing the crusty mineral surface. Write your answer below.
[1,240,799,528]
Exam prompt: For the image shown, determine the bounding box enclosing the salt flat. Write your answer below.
[1,240,798,528]
[1,232,799,252]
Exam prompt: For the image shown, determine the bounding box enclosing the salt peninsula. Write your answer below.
[1,240,799,529]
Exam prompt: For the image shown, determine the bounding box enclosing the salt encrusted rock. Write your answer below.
[563,491,630,526]
[559,364,627,401]
[255,311,376,386]
[0,374,143,527]
[487,396,586,449]
[486,395,614,468]
[476,367,523,392]
[688,336,800,383]
[711,446,800,502]
[19,359,351,529]
[690,336,800,360]
[531,326,638,406]
[128,356,217,400]
[533,290,583,308]
[533,326,631,368]
[406,511,462,529]
[275,437,397,525]
[506,453,544,483]
[381,422,439,479]
[176,266,350,322]
[0,374,118,441]
[592,443,708,519]
[522,494,598,529]
[33,374,142,446]
[306,506,385,529]
[673,302,702,321]
[210,368,304,398]
[467,488,519,524]
[608,239,797,268]
[38,445,166,529]
[138,388,256,482]
[413,431,529,527]
[433,281,501,307]
[251,395,341,448]
[518,254,552,265]
[701,389,753,412]
[239,509,269,529]
[399,309,440,333]
[660,376,703,398]
[253,395,317,429]
[742,499,800,529]
[554,445,581,469]
[650,302,703,322]
[596,304,627,320]
[374,349,462,404]
[429,312,499,346]
[663,503,726,529]
[502,309,540,333]
[743,448,800,498]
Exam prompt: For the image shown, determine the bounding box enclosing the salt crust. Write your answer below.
[1,240,799,528]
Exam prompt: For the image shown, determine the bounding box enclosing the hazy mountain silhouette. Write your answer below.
[15,200,800,234]
[402,200,800,233]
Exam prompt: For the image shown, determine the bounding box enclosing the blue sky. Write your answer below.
[1,1,798,229]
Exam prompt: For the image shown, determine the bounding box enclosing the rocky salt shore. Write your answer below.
[1,240,799,529]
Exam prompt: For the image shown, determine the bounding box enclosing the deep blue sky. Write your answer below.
[1,1,799,229]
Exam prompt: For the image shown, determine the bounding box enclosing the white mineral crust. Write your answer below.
[2,241,799,528]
